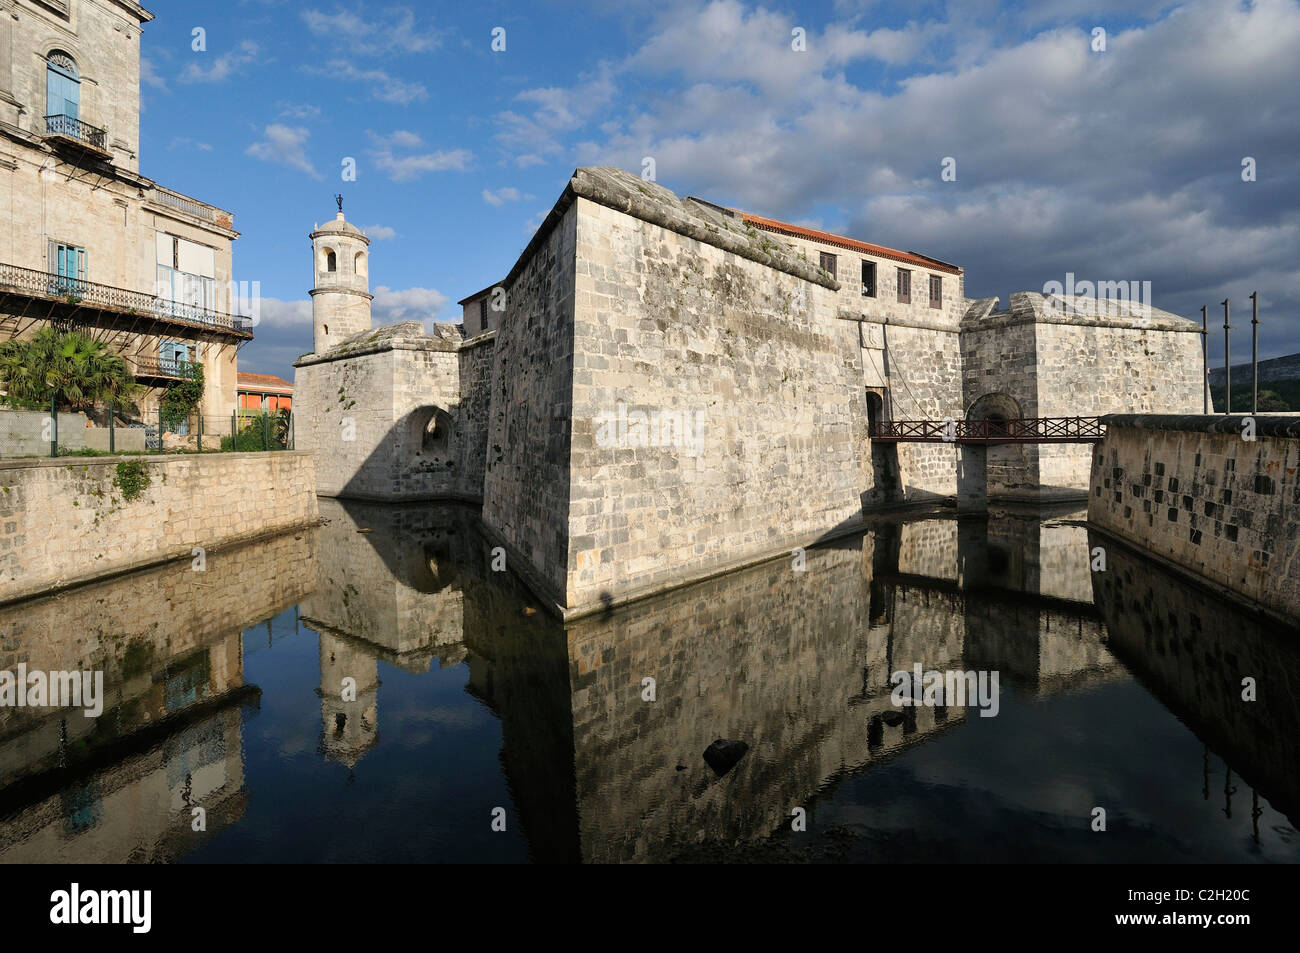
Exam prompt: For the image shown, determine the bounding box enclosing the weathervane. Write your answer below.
[335,193,344,214]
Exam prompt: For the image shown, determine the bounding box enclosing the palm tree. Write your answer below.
[0,327,137,412]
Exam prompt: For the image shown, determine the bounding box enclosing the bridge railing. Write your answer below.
[869,416,1105,443]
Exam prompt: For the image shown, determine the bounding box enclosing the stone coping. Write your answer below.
[503,166,840,294]
[1101,413,1300,438]
[0,450,314,470]
[296,327,496,367]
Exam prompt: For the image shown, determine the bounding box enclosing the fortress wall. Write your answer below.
[961,321,1041,495]
[296,337,481,502]
[481,202,578,603]
[1089,415,1300,624]
[294,348,394,498]
[456,338,495,503]
[1036,323,1205,492]
[882,323,964,498]
[563,196,867,613]
[0,452,317,604]
[385,346,472,500]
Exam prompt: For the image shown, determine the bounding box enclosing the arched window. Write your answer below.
[324,248,337,273]
[354,251,367,278]
[46,51,80,122]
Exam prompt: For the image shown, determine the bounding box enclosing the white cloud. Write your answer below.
[373,285,449,322]
[302,8,443,55]
[319,61,428,104]
[169,137,213,152]
[360,224,398,240]
[367,130,472,182]
[278,101,322,120]
[482,187,532,207]
[246,125,322,179]
[178,40,259,83]
[254,297,313,327]
[141,57,168,91]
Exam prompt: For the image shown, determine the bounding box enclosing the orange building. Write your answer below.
[236,372,293,413]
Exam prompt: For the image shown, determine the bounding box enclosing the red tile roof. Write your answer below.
[738,211,962,276]
[237,371,294,392]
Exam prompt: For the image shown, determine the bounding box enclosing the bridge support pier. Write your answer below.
[957,444,988,514]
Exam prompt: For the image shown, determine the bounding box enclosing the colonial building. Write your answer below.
[237,371,293,414]
[0,0,248,431]
[295,166,1206,619]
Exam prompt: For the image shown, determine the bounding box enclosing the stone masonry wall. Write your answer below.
[882,323,963,498]
[1037,323,1205,492]
[295,327,486,503]
[1089,415,1300,624]
[0,450,318,603]
[481,202,578,602]
[563,195,866,612]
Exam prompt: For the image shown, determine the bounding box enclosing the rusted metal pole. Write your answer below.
[1201,305,1209,414]
[1222,299,1231,415]
[1250,291,1259,414]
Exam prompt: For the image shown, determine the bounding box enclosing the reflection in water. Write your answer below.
[0,500,1296,863]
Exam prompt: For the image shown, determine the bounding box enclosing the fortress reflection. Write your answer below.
[1,500,1295,863]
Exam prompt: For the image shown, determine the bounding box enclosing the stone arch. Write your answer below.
[322,247,337,273]
[865,389,885,430]
[410,404,454,458]
[966,392,1022,436]
[354,250,367,278]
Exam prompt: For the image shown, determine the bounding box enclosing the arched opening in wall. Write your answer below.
[865,387,899,503]
[410,405,455,460]
[324,248,337,273]
[355,251,367,278]
[865,389,885,431]
[967,392,1028,494]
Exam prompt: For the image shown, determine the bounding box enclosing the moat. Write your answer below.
[1,500,1297,863]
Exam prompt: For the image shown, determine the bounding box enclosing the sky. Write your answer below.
[137,0,1300,381]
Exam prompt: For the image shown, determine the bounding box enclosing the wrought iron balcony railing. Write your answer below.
[131,357,200,380]
[44,114,107,151]
[0,262,253,334]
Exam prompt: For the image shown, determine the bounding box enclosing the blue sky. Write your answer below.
[138,0,1300,380]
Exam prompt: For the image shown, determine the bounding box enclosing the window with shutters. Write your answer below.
[46,52,79,121]
[929,274,942,309]
[819,251,837,279]
[897,268,911,304]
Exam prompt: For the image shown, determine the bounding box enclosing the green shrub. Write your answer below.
[113,459,151,501]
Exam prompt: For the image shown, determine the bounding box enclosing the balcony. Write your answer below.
[130,357,201,382]
[0,262,253,338]
[44,114,109,154]
[148,186,235,231]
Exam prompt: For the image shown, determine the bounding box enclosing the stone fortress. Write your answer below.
[294,167,1206,618]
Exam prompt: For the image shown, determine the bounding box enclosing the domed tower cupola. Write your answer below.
[310,196,373,354]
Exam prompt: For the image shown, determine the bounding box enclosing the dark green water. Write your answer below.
[1,500,1296,863]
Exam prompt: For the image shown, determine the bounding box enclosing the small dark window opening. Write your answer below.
[928,274,942,309]
[819,251,837,279]
[897,268,911,304]
[479,298,488,331]
[326,250,337,272]
[861,261,876,298]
